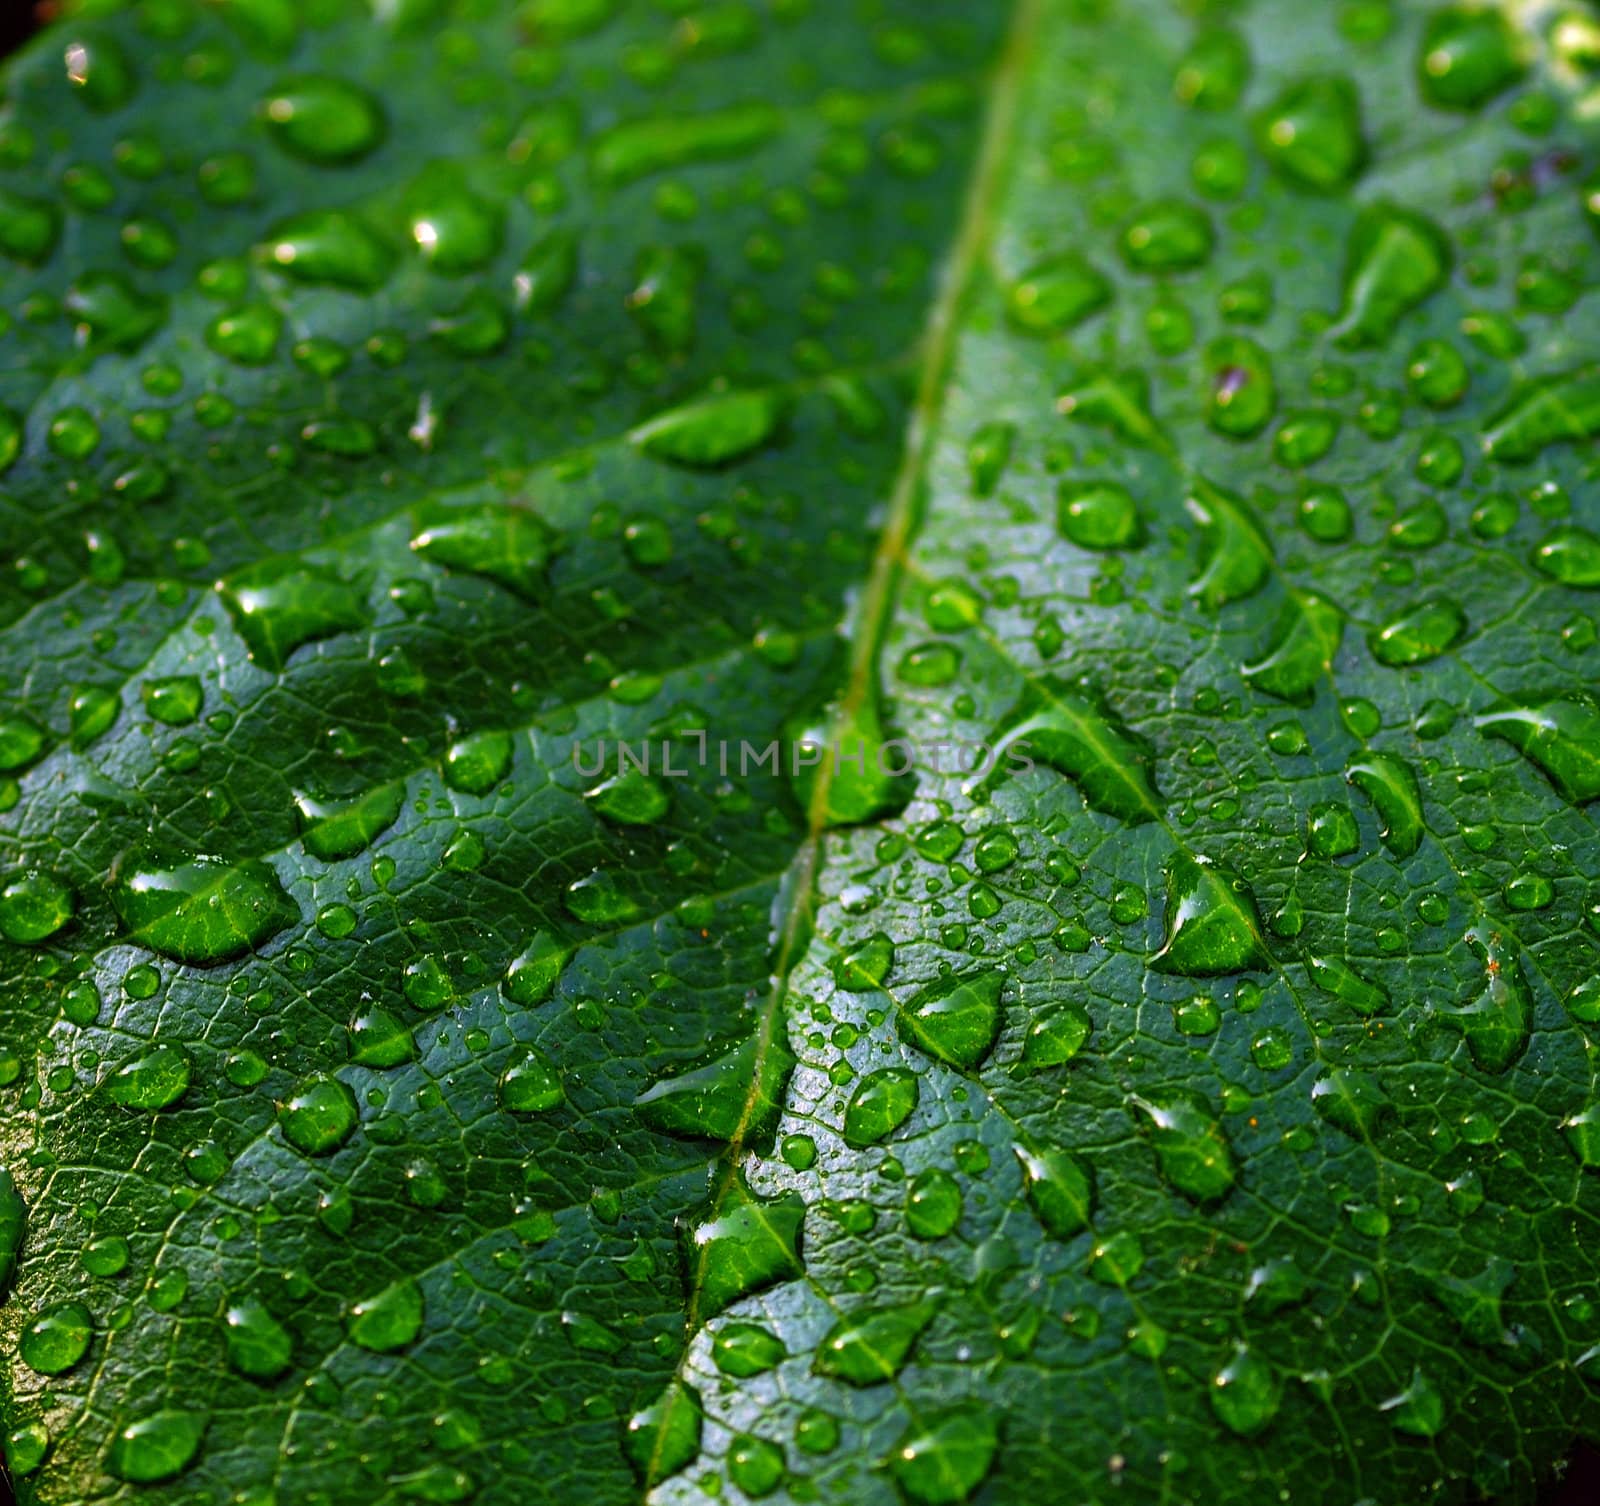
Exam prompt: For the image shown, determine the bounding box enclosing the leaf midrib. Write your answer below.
[654,0,1045,1482]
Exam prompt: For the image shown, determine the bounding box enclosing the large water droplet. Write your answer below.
[887,1406,998,1506]
[985,678,1160,823]
[225,1301,293,1380]
[1334,204,1451,348]
[411,504,562,600]
[1006,253,1110,334]
[296,780,405,862]
[1441,925,1532,1073]
[1130,1092,1236,1201]
[1152,854,1270,977]
[106,1044,191,1110]
[347,1277,423,1351]
[20,1301,93,1375]
[622,1379,701,1486]
[1014,1143,1093,1238]
[109,1411,206,1483]
[1419,7,1525,110]
[1369,599,1466,667]
[635,1026,794,1146]
[591,103,780,186]
[112,858,297,964]
[1187,480,1273,606]
[1482,370,1600,463]
[218,562,367,670]
[630,389,784,468]
[684,1172,804,1318]
[1306,953,1389,1015]
[262,75,385,164]
[1255,75,1365,190]
[262,211,393,290]
[896,970,1002,1071]
[813,1296,937,1386]
[279,1076,359,1155]
[842,1067,919,1147]
[1242,591,1342,704]
[1532,526,1600,588]
[1311,1068,1390,1138]
[1346,754,1425,855]
[1211,1344,1281,1436]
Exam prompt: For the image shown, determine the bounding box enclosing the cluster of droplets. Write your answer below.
[3,0,1600,1501]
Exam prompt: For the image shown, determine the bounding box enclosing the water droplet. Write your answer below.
[1007,253,1110,333]
[622,1379,701,1486]
[66,271,167,352]
[897,970,1002,1071]
[109,1410,206,1483]
[1346,754,1425,855]
[1532,526,1600,588]
[107,1043,190,1110]
[1014,1143,1093,1238]
[591,103,780,186]
[514,227,578,312]
[20,1301,93,1375]
[1483,370,1600,464]
[225,1301,293,1380]
[1382,1367,1446,1436]
[0,188,60,265]
[1018,1002,1091,1072]
[1306,953,1389,1014]
[585,768,669,825]
[967,421,1015,496]
[1057,480,1142,550]
[1369,599,1466,667]
[893,1172,960,1247]
[712,1323,785,1377]
[411,504,562,599]
[1152,854,1269,977]
[347,1278,423,1351]
[0,872,75,943]
[635,1026,794,1145]
[262,211,393,290]
[985,678,1160,823]
[348,1007,413,1067]
[1129,1092,1236,1201]
[1174,28,1250,109]
[112,858,296,964]
[1334,204,1451,348]
[1311,1067,1391,1138]
[843,1067,919,1148]
[1211,1344,1281,1436]
[684,1171,804,1317]
[142,674,202,726]
[1203,339,1277,439]
[64,33,137,112]
[499,1048,564,1113]
[218,562,367,670]
[814,1296,937,1386]
[503,930,569,1006]
[1441,926,1532,1073]
[279,1076,359,1155]
[1120,200,1213,272]
[262,75,384,163]
[1419,7,1525,111]
[1255,75,1365,190]
[630,388,784,468]
[887,1406,998,1505]
[1243,590,1342,703]
[296,780,405,861]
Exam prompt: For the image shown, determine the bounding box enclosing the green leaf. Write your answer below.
[2,1,1600,1503]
